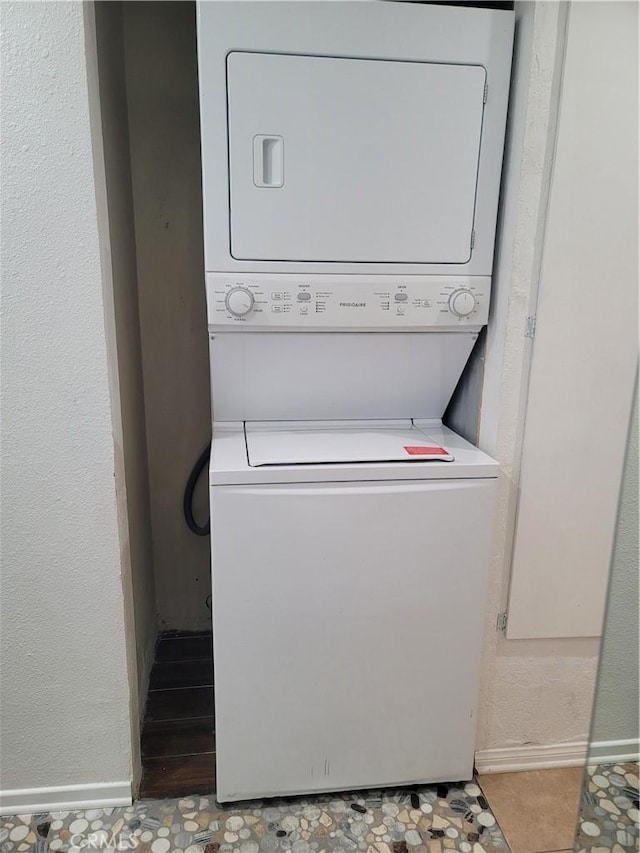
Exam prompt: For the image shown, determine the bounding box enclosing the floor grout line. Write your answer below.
[157,634,213,641]
[145,716,215,725]
[143,750,216,761]
[143,714,215,725]
[148,684,214,693]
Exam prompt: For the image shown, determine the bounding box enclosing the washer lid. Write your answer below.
[245,420,454,466]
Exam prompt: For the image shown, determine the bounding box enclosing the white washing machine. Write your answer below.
[209,419,497,801]
[197,1,514,801]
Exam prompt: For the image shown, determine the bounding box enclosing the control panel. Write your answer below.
[206,274,490,330]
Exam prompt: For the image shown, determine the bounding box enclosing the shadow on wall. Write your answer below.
[588,371,639,758]
[123,1,211,631]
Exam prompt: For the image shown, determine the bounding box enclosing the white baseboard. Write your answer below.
[0,780,131,816]
[587,738,640,765]
[475,740,588,774]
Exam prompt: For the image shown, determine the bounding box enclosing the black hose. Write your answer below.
[183,442,211,536]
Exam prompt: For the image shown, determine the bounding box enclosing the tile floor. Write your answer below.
[0,781,508,853]
[477,767,583,853]
[477,761,639,853]
[2,762,637,852]
[574,761,639,852]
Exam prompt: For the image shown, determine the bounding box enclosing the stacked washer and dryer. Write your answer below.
[196,1,514,803]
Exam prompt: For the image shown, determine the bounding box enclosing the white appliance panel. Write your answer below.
[228,52,486,264]
[206,274,490,331]
[245,421,454,465]
[209,333,478,421]
[211,476,496,801]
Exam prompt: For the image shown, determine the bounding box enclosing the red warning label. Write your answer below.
[404,446,449,456]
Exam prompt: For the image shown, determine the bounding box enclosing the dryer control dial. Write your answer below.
[226,287,254,317]
[449,289,477,318]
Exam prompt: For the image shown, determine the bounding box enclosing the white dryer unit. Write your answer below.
[198,1,514,283]
[196,1,514,802]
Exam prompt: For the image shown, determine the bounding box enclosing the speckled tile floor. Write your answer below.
[574,761,639,852]
[3,761,638,852]
[0,780,508,853]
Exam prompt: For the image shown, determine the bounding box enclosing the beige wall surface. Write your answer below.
[0,0,134,803]
[122,1,211,631]
[92,0,158,728]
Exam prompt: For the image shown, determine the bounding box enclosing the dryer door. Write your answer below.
[227,52,486,264]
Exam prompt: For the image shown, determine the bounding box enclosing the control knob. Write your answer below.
[449,289,477,318]
[226,287,254,317]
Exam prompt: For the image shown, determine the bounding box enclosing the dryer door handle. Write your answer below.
[253,135,284,188]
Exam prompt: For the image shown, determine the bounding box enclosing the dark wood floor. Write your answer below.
[139,631,216,799]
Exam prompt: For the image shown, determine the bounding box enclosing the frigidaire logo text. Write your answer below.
[339,302,366,308]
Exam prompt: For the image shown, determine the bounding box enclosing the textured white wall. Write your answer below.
[590,378,639,749]
[476,1,599,759]
[0,1,133,798]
